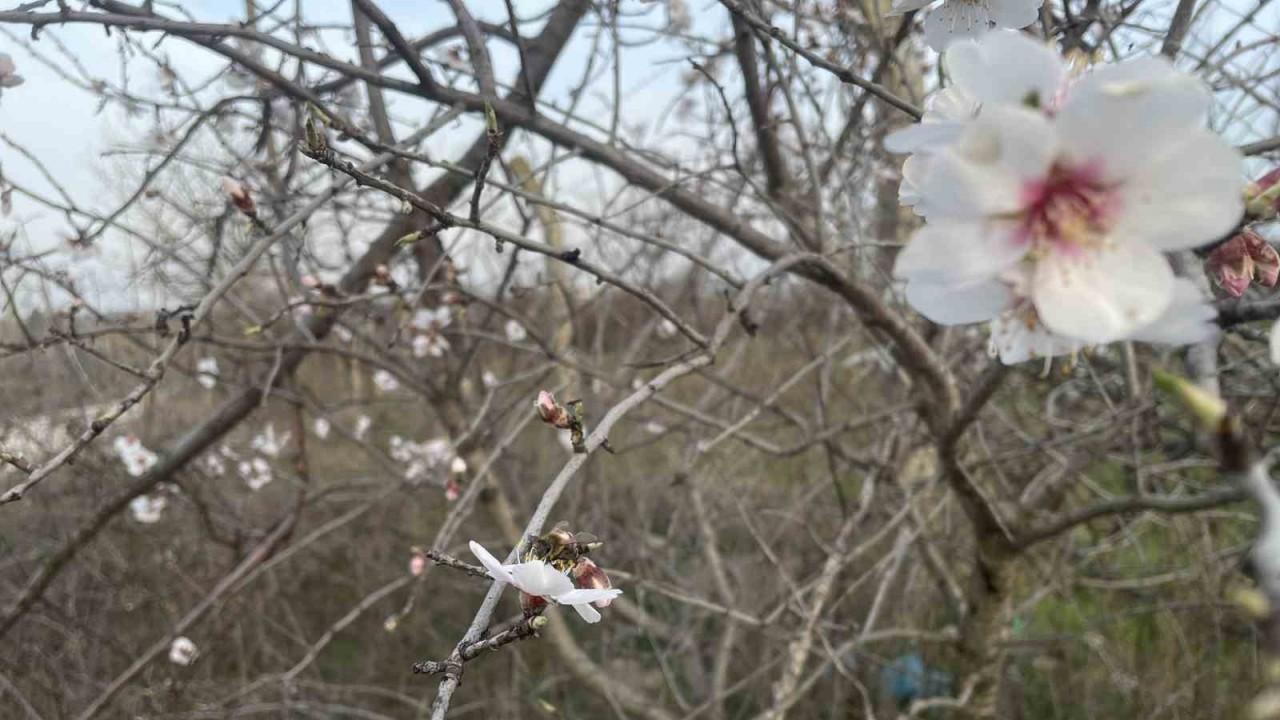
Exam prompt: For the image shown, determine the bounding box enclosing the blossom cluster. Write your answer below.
[889,31,1244,364]
[115,435,158,478]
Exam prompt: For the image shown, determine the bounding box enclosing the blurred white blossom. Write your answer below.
[354,415,372,440]
[115,436,158,477]
[168,636,198,666]
[196,357,219,389]
[411,307,451,332]
[504,319,527,343]
[314,417,331,439]
[239,457,273,491]
[250,424,289,457]
[373,369,400,392]
[129,494,166,524]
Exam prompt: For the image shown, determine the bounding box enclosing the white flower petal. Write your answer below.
[944,31,1064,106]
[885,122,965,154]
[899,154,930,212]
[1130,278,1218,346]
[571,603,602,623]
[1032,241,1174,344]
[919,106,1057,218]
[893,220,1026,286]
[1111,129,1244,251]
[904,277,1014,324]
[508,561,576,597]
[469,541,516,584]
[989,312,1079,364]
[555,588,623,605]
[923,1,990,52]
[986,0,1042,29]
[1057,57,1212,181]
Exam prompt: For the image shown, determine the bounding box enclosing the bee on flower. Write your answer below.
[469,524,621,624]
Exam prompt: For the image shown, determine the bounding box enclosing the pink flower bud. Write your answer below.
[300,274,319,289]
[1244,230,1280,287]
[444,476,460,502]
[1247,167,1280,219]
[571,557,614,608]
[534,390,571,428]
[1258,167,1280,191]
[409,551,426,577]
[220,177,256,217]
[1207,235,1255,297]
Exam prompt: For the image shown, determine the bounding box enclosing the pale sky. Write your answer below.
[0,1,714,312]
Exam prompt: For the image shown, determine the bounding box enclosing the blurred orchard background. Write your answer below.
[1,0,1280,718]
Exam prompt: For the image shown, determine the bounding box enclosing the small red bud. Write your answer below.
[520,591,548,618]
[1207,235,1256,297]
[220,176,257,217]
[535,390,572,428]
[571,557,615,608]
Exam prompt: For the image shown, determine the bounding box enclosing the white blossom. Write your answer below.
[391,436,455,479]
[168,636,198,666]
[239,457,273,491]
[196,357,219,389]
[892,32,1243,362]
[482,370,499,388]
[888,0,1043,51]
[203,453,226,476]
[115,436,158,477]
[504,319,528,343]
[354,415,372,440]
[412,332,450,358]
[129,494,167,524]
[469,541,622,623]
[656,319,678,339]
[313,417,331,439]
[373,369,400,392]
[450,456,468,474]
[411,307,451,332]
[250,424,289,457]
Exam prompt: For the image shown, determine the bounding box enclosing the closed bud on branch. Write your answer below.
[535,390,572,428]
[571,557,615,608]
[1207,230,1279,296]
[408,547,427,577]
[1246,168,1280,220]
[1153,370,1227,430]
[220,177,256,217]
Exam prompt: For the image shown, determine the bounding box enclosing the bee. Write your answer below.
[525,521,601,571]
